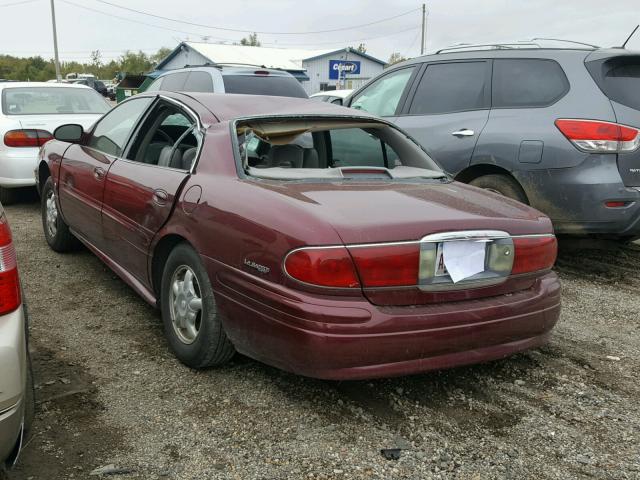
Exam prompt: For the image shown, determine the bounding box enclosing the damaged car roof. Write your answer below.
[178,92,377,122]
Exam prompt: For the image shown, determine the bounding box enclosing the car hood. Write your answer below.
[261,180,552,244]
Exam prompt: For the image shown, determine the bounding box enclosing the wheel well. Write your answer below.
[151,234,188,300]
[37,162,50,192]
[455,164,513,184]
[455,164,529,205]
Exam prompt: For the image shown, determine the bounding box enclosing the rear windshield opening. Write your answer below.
[236,118,444,181]
[223,75,308,98]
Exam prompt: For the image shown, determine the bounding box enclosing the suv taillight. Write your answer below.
[555,119,640,153]
[4,129,53,147]
[0,212,20,315]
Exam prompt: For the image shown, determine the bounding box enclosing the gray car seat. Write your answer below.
[268,145,304,168]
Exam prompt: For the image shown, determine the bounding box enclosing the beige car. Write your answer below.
[0,202,33,470]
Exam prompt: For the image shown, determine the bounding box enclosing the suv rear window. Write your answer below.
[222,75,308,98]
[587,56,640,111]
[492,59,569,108]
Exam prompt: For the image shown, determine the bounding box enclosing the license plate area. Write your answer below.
[419,230,514,291]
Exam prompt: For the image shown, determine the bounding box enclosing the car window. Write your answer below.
[183,71,214,92]
[409,62,488,115]
[330,128,388,167]
[586,55,640,111]
[350,67,415,117]
[222,75,308,98]
[145,77,162,92]
[127,102,200,170]
[87,97,153,156]
[160,72,189,91]
[1,87,109,115]
[492,59,569,108]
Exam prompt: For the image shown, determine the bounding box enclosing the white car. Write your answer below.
[309,89,353,105]
[0,82,110,203]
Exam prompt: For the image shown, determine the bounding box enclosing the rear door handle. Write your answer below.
[451,129,475,137]
[93,167,106,180]
[152,189,168,205]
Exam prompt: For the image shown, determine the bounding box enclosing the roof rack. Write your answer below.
[212,62,272,69]
[435,38,599,54]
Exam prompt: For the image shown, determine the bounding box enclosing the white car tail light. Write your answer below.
[555,119,640,153]
[0,212,21,315]
[4,129,53,148]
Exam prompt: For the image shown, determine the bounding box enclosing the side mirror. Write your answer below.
[54,124,84,143]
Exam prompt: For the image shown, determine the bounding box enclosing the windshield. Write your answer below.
[236,118,444,181]
[2,87,110,115]
[223,75,308,98]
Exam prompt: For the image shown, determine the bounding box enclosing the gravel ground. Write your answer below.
[3,199,640,480]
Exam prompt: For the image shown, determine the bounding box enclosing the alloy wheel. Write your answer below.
[169,265,203,345]
[45,190,58,238]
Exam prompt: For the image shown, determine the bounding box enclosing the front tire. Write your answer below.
[469,174,528,204]
[41,177,79,252]
[0,187,15,205]
[160,243,235,369]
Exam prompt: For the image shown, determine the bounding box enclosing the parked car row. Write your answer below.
[1,41,637,470]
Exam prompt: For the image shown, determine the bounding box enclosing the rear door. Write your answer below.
[586,53,640,186]
[57,96,153,248]
[393,61,491,176]
[101,99,199,283]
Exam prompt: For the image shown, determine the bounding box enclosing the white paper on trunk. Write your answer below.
[442,240,487,283]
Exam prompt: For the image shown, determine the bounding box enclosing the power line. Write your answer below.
[0,0,39,7]
[90,0,420,35]
[60,0,420,48]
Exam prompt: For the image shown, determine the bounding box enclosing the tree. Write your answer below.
[90,50,102,71]
[240,33,261,47]
[119,50,153,75]
[355,43,367,54]
[151,47,172,66]
[387,52,407,66]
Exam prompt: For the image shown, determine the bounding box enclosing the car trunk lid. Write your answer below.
[271,180,554,306]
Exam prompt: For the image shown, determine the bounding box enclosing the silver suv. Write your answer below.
[0,203,33,471]
[347,42,640,240]
[145,64,308,98]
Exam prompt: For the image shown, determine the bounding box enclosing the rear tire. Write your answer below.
[41,177,79,252]
[160,243,235,369]
[0,187,15,205]
[469,174,528,204]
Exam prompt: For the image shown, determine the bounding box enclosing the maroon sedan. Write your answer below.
[37,92,560,380]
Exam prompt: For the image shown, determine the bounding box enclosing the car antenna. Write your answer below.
[620,25,639,49]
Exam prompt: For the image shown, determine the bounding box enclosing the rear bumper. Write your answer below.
[210,260,561,380]
[0,148,39,188]
[0,306,27,463]
[515,160,640,237]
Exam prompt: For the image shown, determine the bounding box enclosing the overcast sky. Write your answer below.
[2,0,640,63]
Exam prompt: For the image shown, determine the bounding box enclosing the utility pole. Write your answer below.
[50,0,62,82]
[421,3,426,55]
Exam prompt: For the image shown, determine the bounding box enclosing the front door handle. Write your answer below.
[152,189,168,205]
[451,129,475,137]
[93,167,106,180]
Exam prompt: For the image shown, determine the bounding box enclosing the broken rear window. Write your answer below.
[235,117,445,181]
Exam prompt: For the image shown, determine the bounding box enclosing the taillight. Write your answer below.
[0,213,21,315]
[4,129,53,148]
[555,119,640,153]
[349,243,419,287]
[512,236,557,275]
[284,247,360,288]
